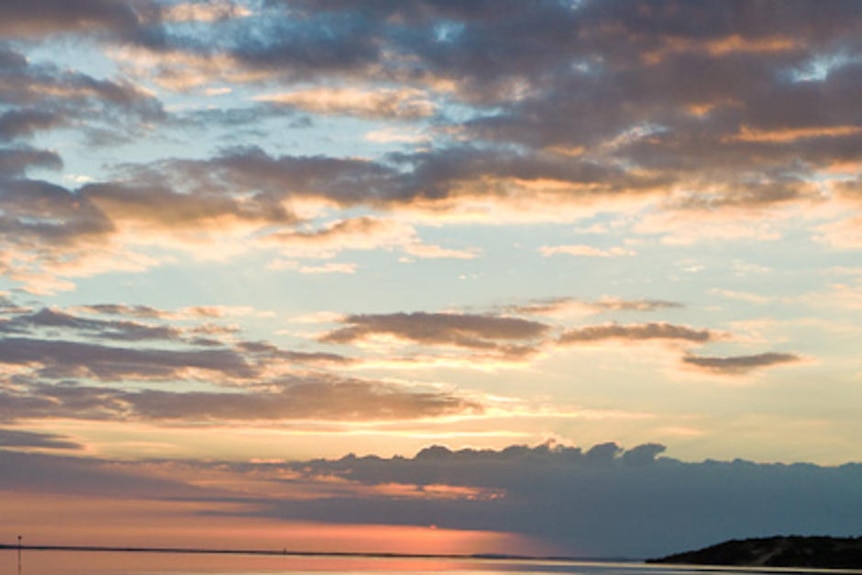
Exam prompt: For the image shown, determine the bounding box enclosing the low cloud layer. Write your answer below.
[2,442,861,559]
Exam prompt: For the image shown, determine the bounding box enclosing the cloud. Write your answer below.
[0,146,62,175]
[261,215,479,262]
[2,439,862,557]
[507,297,683,317]
[76,303,170,319]
[0,337,257,381]
[161,1,251,24]
[0,428,81,450]
[81,180,295,231]
[559,323,715,345]
[0,0,150,38]
[538,244,636,257]
[0,300,358,384]
[0,46,164,125]
[0,44,173,292]
[320,312,550,351]
[128,378,482,422]
[591,298,684,313]
[185,442,862,558]
[0,448,204,499]
[2,1,857,256]
[0,110,65,140]
[268,260,358,274]
[0,178,116,284]
[257,87,436,119]
[0,376,482,424]
[0,307,185,342]
[682,352,802,375]
[0,301,498,425]
[815,216,862,250]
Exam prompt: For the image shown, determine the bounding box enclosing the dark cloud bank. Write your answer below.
[2,442,860,558]
[254,443,862,558]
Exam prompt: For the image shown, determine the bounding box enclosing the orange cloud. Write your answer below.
[257,87,436,119]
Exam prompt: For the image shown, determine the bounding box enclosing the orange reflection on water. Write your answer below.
[2,549,488,574]
[0,490,548,557]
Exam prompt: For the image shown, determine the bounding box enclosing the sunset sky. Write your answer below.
[2,0,862,560]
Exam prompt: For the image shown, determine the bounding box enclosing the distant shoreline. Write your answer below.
[0,543,606,564]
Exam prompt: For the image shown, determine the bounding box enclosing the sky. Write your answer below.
[2,0,862,561]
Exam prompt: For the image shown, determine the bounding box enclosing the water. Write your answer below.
[4,550,860,575]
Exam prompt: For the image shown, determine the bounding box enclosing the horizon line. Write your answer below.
[0,542,632,564]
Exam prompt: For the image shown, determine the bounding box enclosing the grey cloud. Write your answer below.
[683,352,801,375]
[235,340,352,366]
[0,110,65,141]
[0,302,353,385]
[196,6,385,81]
[1,376,481,423]
[0,0,150,38]
[559,322,713,344]
[3,440,862,558]
[0,43,165,153]
[621,442,668,466]
[0,307,184,342]
[192,146,396,206]
[0,449,205,499]
[0,178,113,247]
[663,179,823,212]
[0,45,28,69]
[0,428,81,450]
[320,312,550,350]
[128,379,481,422]
[0,59,164,120]
[213,442,862,558]
[0,146,62,175]
[0,383,129,423]
[80,179,295,228]
[0,337,257,381]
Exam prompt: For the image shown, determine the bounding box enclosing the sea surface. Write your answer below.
[4,550,862,575]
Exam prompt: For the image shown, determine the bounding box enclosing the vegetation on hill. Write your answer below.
[648,536,862,569]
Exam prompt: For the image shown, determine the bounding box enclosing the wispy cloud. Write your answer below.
[682,352,802,375]
[257,87,436,119]
[538,245,636,257]
[559,323,715,344]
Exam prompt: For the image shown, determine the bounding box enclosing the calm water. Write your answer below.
[3,550,859,575]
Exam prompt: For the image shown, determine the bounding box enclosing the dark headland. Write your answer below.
[647,536,862,570]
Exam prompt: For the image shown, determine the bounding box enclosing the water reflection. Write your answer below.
[4,550,859,575]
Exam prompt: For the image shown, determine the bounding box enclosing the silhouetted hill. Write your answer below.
[648,536,862,569]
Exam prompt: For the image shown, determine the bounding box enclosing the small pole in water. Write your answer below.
[17,535,22,575]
